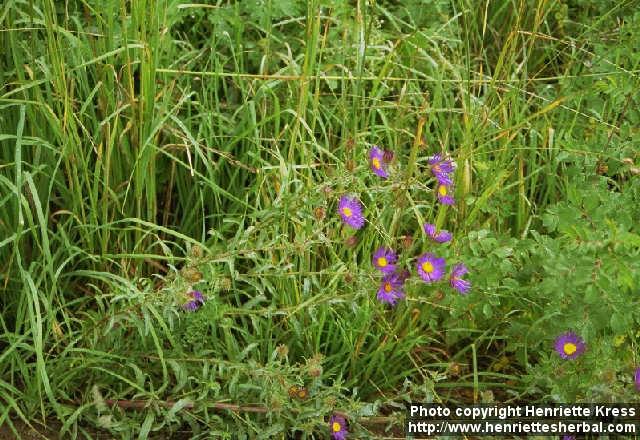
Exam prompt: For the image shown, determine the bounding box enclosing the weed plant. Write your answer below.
[1,0,640,438]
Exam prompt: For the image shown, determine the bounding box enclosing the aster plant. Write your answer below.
[416,253,446,283]
[372,247,398,274]
[377,272,406,306]
[369,146,389,179]
[428,153,455,186]
[338,196,365,229]
[450,263,471,294]
[423,223,452,243]
[436,183,455,205]
[329,414,348,440]
[182,290,205,312]
[554,332,586,360]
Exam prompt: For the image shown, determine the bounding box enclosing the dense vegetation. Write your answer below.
[1,0,639,438]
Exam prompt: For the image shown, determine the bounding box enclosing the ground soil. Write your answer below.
[0,419,60,440]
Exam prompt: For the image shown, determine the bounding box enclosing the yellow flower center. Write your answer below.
[372,157,381,169]
[438,185,447,196]
[342,207,352,217]
[377,257,388,267]
[384,282,392,292]
[563,342,577,355]
[332,422,342,432]
[421,261,434,273]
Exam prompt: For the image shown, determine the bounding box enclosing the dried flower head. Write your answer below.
[345,159,356,172]
[275,344,289,358]
[189,245,204,258]
[181,267,203,283]
[219,277,232,291]
[345,235,358,248]
[401,234,413,249]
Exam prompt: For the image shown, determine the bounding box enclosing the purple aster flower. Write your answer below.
[416,253,446,283]
[449,263,471,294]
[377,272,406,306]
[436,184,455,205]
[369,146,389,178]
[635,367,640,391]
[329,414,348,440]
[338,196,365,229]
[554,332,586,360]
[372,247,398,274]
[423,223,452,243]
[562,436,575,440]
[182,290,205,312]
[428,154,455,185]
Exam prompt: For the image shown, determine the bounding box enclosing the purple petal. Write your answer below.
[416,253,446,283]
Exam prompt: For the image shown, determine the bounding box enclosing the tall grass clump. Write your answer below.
[1,0,640,437]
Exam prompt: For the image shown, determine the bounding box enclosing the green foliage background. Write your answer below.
[1,0,639,438]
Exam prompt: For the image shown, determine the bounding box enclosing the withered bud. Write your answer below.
[345,235,358,248]
[276,344,289,358]
[383,149,394,163]
[398,270,411,282]
[344,273,354,284]
[345,138,355,151]
[52,320,63,339]
[189,245,203,258]
[305,353,324,378]
[181,267,203,283]
[308,365,322,377]
[288,385,300,397]
[270,397,283,411]
[325,165,335,177]
[219,277,232,291]
[448,362,461,377]
[345,159,356,172]
[402,235,413,249]
[433,290,445,301]
[601,369,616,383]
[324,396,337,407]
[314,207,326,221]
[595,160,608,175]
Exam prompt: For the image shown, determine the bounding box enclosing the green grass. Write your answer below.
[1,0,640,438]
